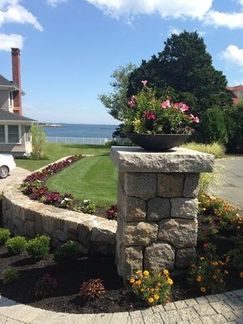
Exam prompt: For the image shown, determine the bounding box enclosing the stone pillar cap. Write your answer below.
[110,146,214,173]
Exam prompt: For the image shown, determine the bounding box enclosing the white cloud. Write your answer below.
[239,0,243,5]
[222,45,243,66]
[168,27,182,36]
[204,10,243,29]
[47,0,68,7]
[0,0,43,31]
[84,0,213,19]
[0,32,23,51]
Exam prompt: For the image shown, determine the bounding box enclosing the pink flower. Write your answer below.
[128,95,136,108]
[190,114,200,123]
[143,111,156,121]
[141,80,148,87]
[174,102,190,112]
[161,99,171,109]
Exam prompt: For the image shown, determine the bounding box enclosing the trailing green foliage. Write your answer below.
[2,267,20,285]
[6,236,27,255]
[0,228,11,245]
[54,240,80,263]
[26,235,50,259]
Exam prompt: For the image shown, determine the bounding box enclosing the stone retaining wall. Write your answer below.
[2,182,117,255]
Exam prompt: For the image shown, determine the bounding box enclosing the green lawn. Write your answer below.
[16,143,110,171]
[47,155,117,207]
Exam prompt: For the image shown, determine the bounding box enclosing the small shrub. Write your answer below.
[6,236,27,255]
[35,273,58,298]
[2,267,20,285]
[54,240,80,263]
[26,235,50,259]
[128,269,173,306]
[80,200,96,214]
[31,124,47,159]
[80,278,105,300]
[0,228,11,245]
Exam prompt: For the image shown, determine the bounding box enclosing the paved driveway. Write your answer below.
[209,156,243,212]
[0,167,30,193]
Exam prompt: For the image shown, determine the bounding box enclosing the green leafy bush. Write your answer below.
[200,107,228,144]
[26,235,50,259]
[128,269,173,306]
[2,267,20,285]
[80,200,96,214]
[31,124,47,159]
[0,228,11,245]
[6,236,27,255]
[54,240,80,263]
[225,103,243,153]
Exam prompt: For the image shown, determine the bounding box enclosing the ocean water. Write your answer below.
[44,124,118,139]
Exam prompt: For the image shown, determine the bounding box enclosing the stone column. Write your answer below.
[110,146,214,281]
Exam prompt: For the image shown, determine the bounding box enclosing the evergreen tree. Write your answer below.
[128,31,232,114]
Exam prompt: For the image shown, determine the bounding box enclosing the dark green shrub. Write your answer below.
[2,267,20,285]
[225,103,243,153]
[6,236,27,255]
[54,240,80,263]
[26,235,50,259]
[0,228,11,245]
[200,107,228,144]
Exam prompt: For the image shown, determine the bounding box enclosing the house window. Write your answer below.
[0,125,5,143]
[8,125,20,143]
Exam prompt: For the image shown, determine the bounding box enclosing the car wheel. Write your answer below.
[0,166,9,179]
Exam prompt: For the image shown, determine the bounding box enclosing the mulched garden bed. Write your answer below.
[0,193,242,314]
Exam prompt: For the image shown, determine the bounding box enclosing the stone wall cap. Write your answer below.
[110,146,214,173]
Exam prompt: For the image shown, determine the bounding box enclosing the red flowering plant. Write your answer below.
[124,81,199,135]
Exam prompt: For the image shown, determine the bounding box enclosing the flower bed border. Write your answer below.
[1,157,117,255]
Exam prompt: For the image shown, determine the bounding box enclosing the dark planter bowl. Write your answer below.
[126,133,191,152]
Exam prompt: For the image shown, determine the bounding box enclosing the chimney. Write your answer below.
[11,48,22,115]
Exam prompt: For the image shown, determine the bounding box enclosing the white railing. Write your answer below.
[46,136,110,145]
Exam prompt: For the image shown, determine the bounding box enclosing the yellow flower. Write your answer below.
[150,288,155,292]
[239,272,243,278]
[136,270,142,275]
[211,261,218,266]
[167,278,173,285]
[154,294,160,301]
[200,287,206,293]
[218,261,224,266]
[196,275,202,282]
[148,297,154,304]
[135,279,142,286]
[129,277,135,284]
[143,270,149,276]
[163,269,169,276]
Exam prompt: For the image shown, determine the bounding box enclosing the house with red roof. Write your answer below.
[227,85,243,105]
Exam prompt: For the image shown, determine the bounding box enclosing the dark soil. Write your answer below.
[0,243,242,314]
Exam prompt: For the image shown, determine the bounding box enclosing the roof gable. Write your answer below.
[0,110,35,122]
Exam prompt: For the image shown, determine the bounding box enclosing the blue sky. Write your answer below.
[0,0,243,124]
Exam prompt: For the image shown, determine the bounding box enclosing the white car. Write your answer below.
[0,154,16,179]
